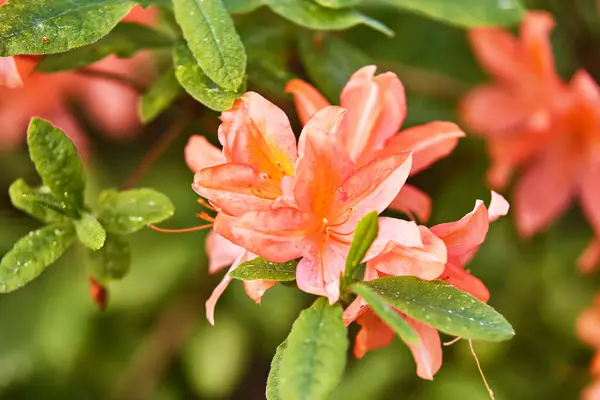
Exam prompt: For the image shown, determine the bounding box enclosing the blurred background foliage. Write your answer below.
[1,0,600,399]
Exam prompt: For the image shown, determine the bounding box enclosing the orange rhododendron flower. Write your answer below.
[0,5,157,154]
[286,65,465,222]
[577,295,600,400]
[343,192,509,380]
[461,11,600,272]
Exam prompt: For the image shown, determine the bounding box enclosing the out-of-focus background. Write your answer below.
[1,0,599,399]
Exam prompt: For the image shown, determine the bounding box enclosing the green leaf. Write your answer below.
[348,282,418,344]
[0,223,75,293]
[314,0,362,8]
[362,277,515,341]
[87,233,131,283]
[139,68,183,123]
[97,188,175,234]
[266,339,288,400]
[9,179,70,222]
[27,118,86,211]
[298,33,371,101]
[264,0,393,37]
[279,298,348,400]
[0,0,136,56]
[343,211,378,288]
[229,258,298,281]
[173,40,243,111]
[224,0,264,13]
[172,0,246,90]
[37,22,173,72]
[384,0,525,28]
[138,0,173,8]
[74,214,106,251]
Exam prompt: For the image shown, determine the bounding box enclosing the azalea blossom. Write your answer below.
[0,5,156,154]
[461,11,600,272]
[577,295,600,400]
[286,65,465,222]
[343,192,509,380]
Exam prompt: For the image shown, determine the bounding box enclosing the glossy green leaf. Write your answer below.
[279,298,348,400]
[343,211,378,287]
[27,118,86,211]
[87,233,131,283]
[0,223,75,293]
[348,282,418,344]
[138,0,173,7]
[224,0,264,13]
[97,188,175,234]
[74,214,106,251]
[362,277,515,341]
[384,0,525,28]
[298,33,371,101]
[266,338,287,400]
[229,258,298,281]
[314,0,362,8]
[172,0,246,90]
[9,179,70,222]
[173,40,243,111]
[139,68,183,123]
[37,22,173,72]
[264,0,393,37]
[0,0,136,56]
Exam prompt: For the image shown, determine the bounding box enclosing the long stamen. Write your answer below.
[196,212,215,223]
[148,223,212,233]
[197,198,216,211]
[443,337,462,346]
[329,207,354,228]
[469,340,495,400]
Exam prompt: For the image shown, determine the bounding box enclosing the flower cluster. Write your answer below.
[461,11,600,273]
[185,66,509,378]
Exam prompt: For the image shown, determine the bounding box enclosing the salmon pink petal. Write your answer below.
[488,191,510,222]
[442,263,490,302]
[404,316,442,380]
[206,231,245,274]
[579,239,600,275]
[581,168,600,236]
[514,148,575,237]
[193,163,279,215]
[338,152,412,229]
[430,200,489,261]
[369,71,407,149]
[369,226,446,280]
[123,4,158,25]
[582,380,600,400]
[185,135,225,173]
[388,184,432,223]
[467,27,523,83]
[285,79,330,125]
[521,11,556,80]
[296,241,347,304]
[219,92,297,178]
[577,301,600,349]
[243,279,277,303]
[353,309,395,359]
[0,57,22,88]
[365,217,423,261]
[218,207,315,263]
[382,122,465,175]
[297,105,346,157]
[295,108,354,216]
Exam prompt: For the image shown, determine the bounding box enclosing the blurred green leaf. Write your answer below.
[265,0,393,36]
[224,0,264,13]
[9,179,70,222]
[139,68,183,123]
[97,188,174,234]
[279,298,348,400]
[266,338,287,400]
[172,0,246,90]
[27,118,86,211]
[348,282,418,344]
[383,0,525,28]
[74,214,106,251]
[87,233,131,283]
[314,0,362,8]
[229,258,298,281]
[343,211,378,288]
[362,276,515,341]
[298,33,370,101]
[37,22,173,72]
[183,317,249,398]
[0,0,136,56]
[173,40,244,111]
[0,223,75,293]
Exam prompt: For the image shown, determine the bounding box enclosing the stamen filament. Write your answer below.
[469,340,495,400]
[197,198,216,211]
[196,212,215,223]
[443,337,462,346]
[148,223,212,233]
